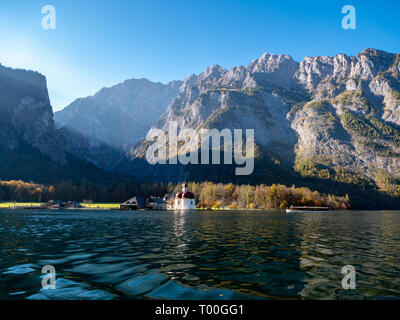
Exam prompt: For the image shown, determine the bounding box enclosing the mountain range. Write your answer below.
[1,48,400,207]
[54,78,182,155]
[122,49,400,196]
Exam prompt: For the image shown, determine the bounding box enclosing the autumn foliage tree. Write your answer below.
[0,179,351,210]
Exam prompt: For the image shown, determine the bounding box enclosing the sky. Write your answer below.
[0,0,399,111]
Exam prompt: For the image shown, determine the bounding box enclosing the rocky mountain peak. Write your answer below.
[246,53,298,88]
[180,74,199,93]
[55,77,183,154]
[220,65,256,88]
[359,48,390,57]
[357,48,396,75]
[198,64,227,83]
[0,65,50,117]
[247,53,297,74]
[166,80,184,91]
[0,65,54,145]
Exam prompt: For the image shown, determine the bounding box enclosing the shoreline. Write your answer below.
[1,202,399,212]
[1,206,399,212]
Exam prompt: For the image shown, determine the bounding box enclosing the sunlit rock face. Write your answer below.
[122,49,400,186]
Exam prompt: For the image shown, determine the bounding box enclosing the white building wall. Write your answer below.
[174,198,195,210]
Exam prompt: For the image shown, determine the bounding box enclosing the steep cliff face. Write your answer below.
[0,64,119,183]
[54,78,183,153]
[122,49,400,197]
[0,65,63,160]
[289,49,400,187]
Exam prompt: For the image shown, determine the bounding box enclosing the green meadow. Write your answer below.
[0,202,43,208]
[0,202,120,209]
[82,203,120,209]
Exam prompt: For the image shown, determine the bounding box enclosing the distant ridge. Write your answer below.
[54,78,183,154]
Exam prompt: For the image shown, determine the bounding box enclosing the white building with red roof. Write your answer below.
[174,183,196,210]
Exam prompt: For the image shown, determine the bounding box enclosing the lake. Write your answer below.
[0,209,399,300]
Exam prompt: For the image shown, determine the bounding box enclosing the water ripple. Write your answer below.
[0,210,400,300]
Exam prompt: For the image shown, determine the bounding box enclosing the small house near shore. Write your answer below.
[120,184,196,211]
[146,196,167,210]
[120,196,146,210]
[44,200,65,209]
[43,200,84,210]
[163,193,175,210]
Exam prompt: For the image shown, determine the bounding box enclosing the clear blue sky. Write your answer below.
[0,0,399,111]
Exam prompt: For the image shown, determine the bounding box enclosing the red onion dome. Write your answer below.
[182,192,194,199]
[176,192,183,199]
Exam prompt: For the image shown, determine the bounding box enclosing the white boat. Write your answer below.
[286,206,330,213]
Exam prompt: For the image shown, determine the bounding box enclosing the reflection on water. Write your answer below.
[0,210,399,300]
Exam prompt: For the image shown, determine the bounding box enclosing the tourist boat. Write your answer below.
[286,206,330,213]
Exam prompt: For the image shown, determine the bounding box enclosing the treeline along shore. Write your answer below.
[0,180,351,210]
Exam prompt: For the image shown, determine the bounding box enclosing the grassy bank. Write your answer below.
[0,202,44,208]
[82,203,120,209]
[0,202,120,209]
